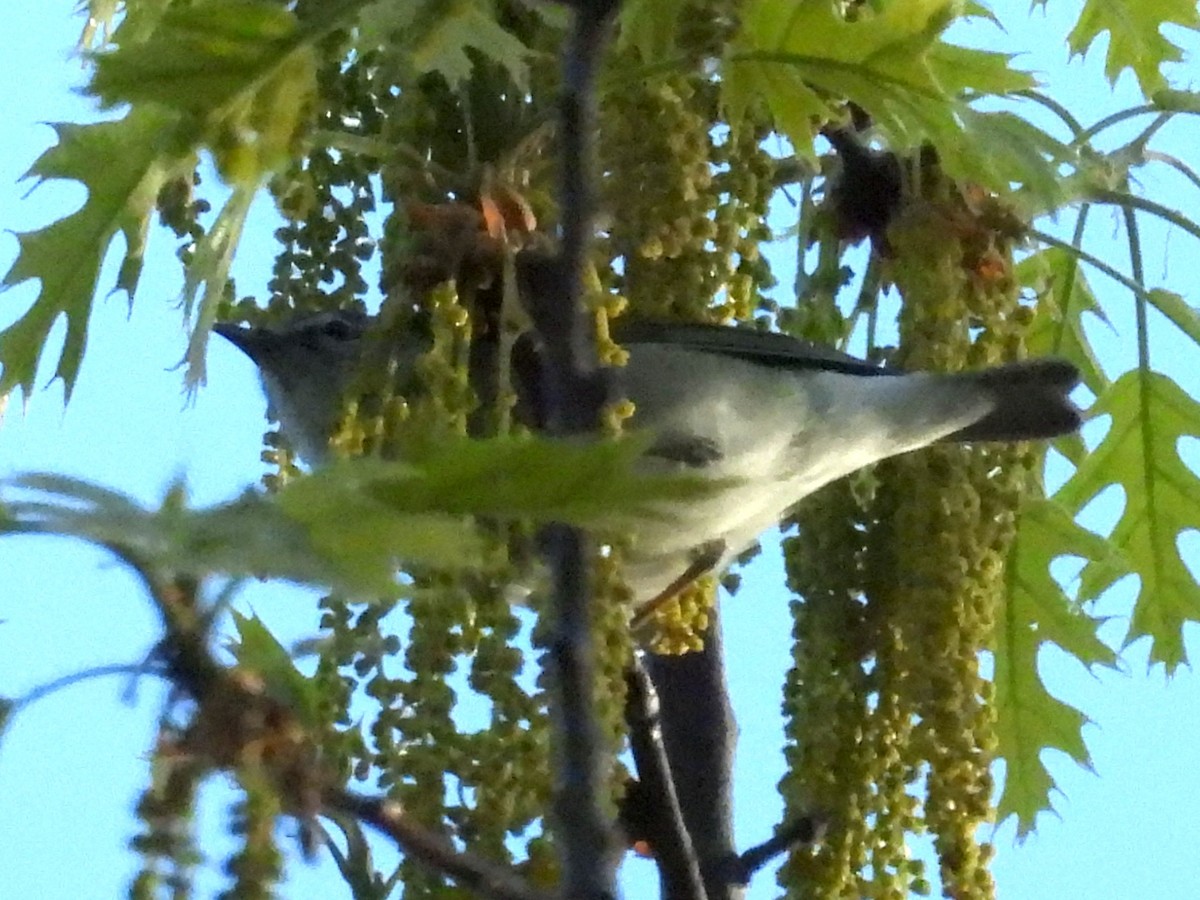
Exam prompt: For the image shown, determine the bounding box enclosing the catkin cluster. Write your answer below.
[782,168,1035,899]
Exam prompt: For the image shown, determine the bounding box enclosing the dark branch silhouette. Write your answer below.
[524,1,623,897]
[645,607,741,900]
[624,658,708,900]
[722,815,829,887]
[106,546,554,900]
[328,791,556,900]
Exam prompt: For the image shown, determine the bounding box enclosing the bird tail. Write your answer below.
[939,358,1082,443]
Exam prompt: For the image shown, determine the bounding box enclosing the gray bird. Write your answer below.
[214,311,1081,604]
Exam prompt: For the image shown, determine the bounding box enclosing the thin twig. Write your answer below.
[329,791,556,900]
[10,662,163,711]
[723,815,829,887]
[625,658,708,900]
[629,540,725,634]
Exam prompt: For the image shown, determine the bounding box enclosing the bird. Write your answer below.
[214,310,1082,605]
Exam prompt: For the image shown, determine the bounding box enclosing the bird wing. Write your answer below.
[610,320,892,377]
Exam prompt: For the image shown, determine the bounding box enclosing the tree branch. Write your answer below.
[644,606,741,900]
[625,657,708,900]
[328,791,556,900]
[722,814,829,888]
[523,2,622,898]
[108,547,556,900]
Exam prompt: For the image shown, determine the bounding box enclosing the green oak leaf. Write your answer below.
[1019,247,1111,394]
[360,0,546,89]
[277,434,717,531]
[2,439,718,602]
[952,109,1069,209]
[409,0,534,90]
[0,474,418,596]
[995,497,1118,837]
[617,0,692,61]
[89,1,306,115]
[88,0,331,185]
[1067,0,1200,97]
[727,0,959,148]
[1148,288,1200,350]
[723,0,1054,194]
[0,109,194,401]
[1153,88,1200,113]
[1056,371,1200,671]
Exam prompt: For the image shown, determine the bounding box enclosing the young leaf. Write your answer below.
[952,110,1069,209]
[1055,371,1200,671]
[180,183,257,394]
[0,110,194,401]
[277,435,719,530]
[994,498,1118,837]
[1067,0,1200,97]
[0,474,453,596]
[89,1,307,115]
[1019,247,1111,396]
[723,0,1048,192]
[88,0,327,186]
[274,475,486,589]
[409,0,534,90]
[229,611,323,728]
[617,0,692,61]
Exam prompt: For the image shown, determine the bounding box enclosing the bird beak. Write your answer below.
[213,323,271,361]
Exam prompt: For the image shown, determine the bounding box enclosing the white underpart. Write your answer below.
[614,345,995,601]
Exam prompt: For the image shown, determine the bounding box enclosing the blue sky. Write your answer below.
[1,6,1198,899]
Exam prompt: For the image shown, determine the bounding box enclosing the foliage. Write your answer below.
[1063,0,1200,95]
[3,0,1200,897]
[0,437,712,596]
[0,111,193,399]
[994,498,1118,836]
[1058,373,1200,670]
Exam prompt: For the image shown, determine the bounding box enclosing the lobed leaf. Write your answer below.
[277,434,719,531]
[359,0,538,90]
[1066,0,1200,97]
[89,1,306,114]
[0,110,194,401]
[2,437,719,601]
[617,0,692,62]
[723,0,1062,197]
[995,498,1118,836]
[1019,247,1111,397]
[409,0,534,90]
[88,0,330,186]
[0,474,417,597]
[1056,371,1200,671]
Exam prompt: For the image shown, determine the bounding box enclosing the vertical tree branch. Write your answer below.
[645,605,742,900]
[625,658,708,900]
[527,2,621,898]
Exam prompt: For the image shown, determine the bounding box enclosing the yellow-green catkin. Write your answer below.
[130,745,204,900]
[782,167,1035,899]
[599,67,772,328]
[780,475,875,898]
[883,180,1030,900]
[645,574,719,656]
[356,275,558,896]
[221,767,285,900]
